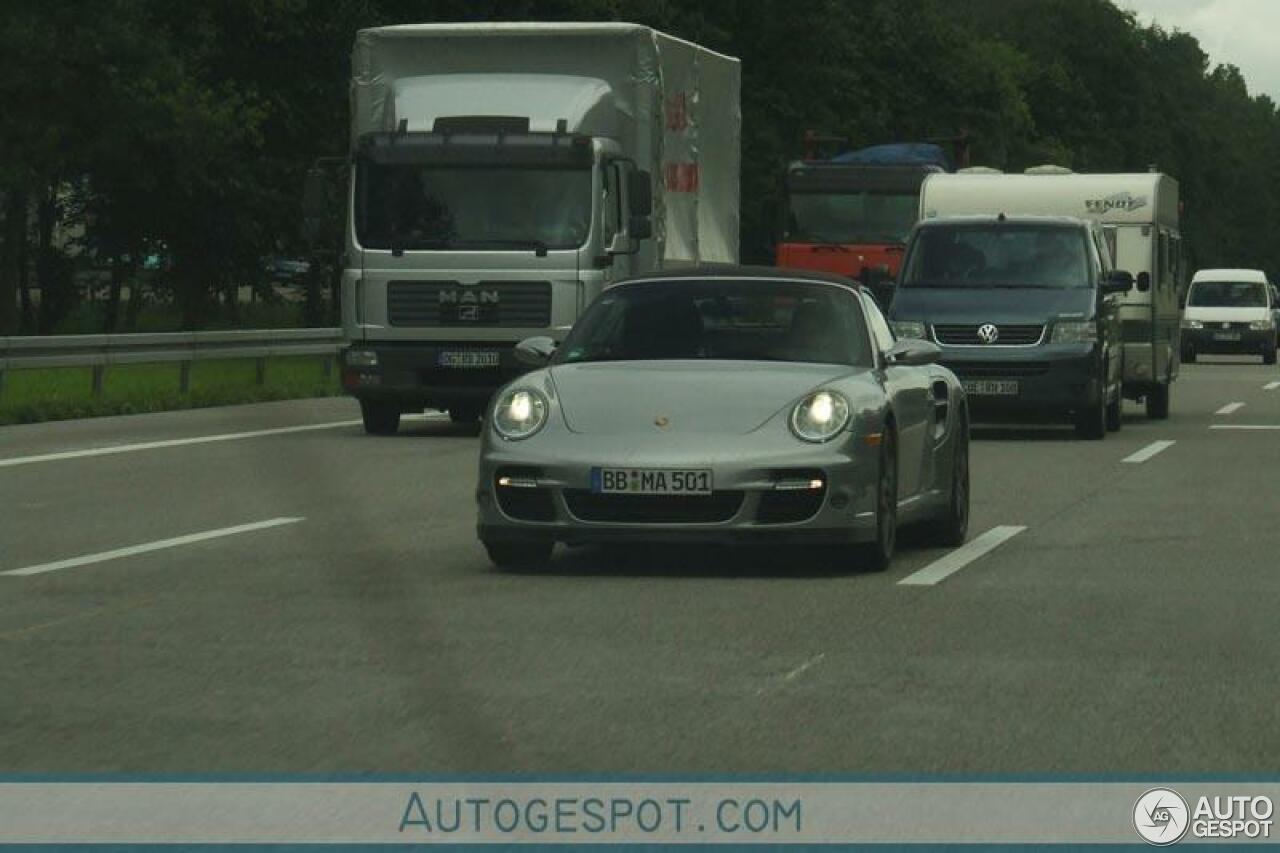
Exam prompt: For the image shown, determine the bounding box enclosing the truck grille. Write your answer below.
[387,280,552,328]
[933,324,1044,346]
[563,490,744,524]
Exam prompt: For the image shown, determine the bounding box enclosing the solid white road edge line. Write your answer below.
[897,525,1027,587]
[0,413,446,468]
[1,517,305,577]
[1122,440,1176,464]
[1210,424,1280,430]
[1215,402,1246,415]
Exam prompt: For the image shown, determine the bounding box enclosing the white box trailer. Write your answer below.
[919,171,1182,418]
[337,23,740,433]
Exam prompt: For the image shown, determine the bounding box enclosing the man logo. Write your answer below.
[1134,788,1190,845]
[977,323,1000,344]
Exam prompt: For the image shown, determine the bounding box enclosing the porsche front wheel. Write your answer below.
[857,430,897,572]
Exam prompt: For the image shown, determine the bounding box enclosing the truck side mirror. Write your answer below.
[1136,271,1151,293]
[627,170,653,217]
[629,216,652,241]
[1103,269,1134,294]
[302,166,332,246]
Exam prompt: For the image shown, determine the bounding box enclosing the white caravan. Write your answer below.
[919,170,1182,418]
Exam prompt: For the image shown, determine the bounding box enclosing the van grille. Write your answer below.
[945,362,1051,378]
[933,324,1044,346]
[387,280,552,328]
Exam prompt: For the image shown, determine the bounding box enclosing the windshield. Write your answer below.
[901,224,1091,288]
[785,191,919,244]
[1187,281,1269,307]
[555,280,873,366]
[356,162,591,251]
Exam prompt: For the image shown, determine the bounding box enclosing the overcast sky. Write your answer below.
[1116,0,1280,99]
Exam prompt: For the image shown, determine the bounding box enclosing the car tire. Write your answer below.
[1145,382,1170,420]
[1105,390,1123,432]
[857,429,898,572]
[360,399,400,435]
[925,418,969,548]
[1264,346,1277,366]
[1183,347,1197,364]
[1074,397,1106,440]
[484,540,554,571]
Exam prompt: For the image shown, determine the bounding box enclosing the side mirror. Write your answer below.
[1135,271,1151,293]
[886,338,941,367]
[629,216,653,241]
[302,167,331,246]
[514,336,557,367]
[1103,269,1134,294]
[627,169,653,217]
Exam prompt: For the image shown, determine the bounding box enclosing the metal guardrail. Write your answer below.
[0,328,345,397]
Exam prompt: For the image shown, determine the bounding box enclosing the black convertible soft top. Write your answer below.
[618,264,863,290]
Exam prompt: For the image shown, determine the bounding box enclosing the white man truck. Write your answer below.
[917,169,1182,418]
[330,23,740,434]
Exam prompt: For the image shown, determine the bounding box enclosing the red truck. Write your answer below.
[776,140,958,305]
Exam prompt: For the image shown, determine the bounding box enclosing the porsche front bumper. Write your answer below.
[476,432,882,547]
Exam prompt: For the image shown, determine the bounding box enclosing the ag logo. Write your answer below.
[1134,788,1190,845]
[977,323,1000,344]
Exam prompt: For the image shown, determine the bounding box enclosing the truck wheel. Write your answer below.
[483,540,553,571]
[1145,383,1170,420]
[1075,399,1106,440]
[1105,391,1123,432]
[360,399,400,435]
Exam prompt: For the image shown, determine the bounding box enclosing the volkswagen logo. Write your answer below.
[976,323,1000,344]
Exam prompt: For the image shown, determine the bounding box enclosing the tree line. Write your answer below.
[2,0,1278,335]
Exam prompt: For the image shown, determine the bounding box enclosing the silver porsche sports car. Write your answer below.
[475,267,970,571]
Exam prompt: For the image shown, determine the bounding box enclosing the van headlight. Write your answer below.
[890,320,927,340]
[790,390,851,443]
[1050,321,1097,343]
[1182,319,1204,330]
[493,389,549,440]
[1249,319,1274,331]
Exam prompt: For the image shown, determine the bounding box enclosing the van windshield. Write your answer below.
[1187,281,1268,308]
[901,225,1091,289]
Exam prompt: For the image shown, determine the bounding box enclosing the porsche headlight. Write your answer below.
[1182,318,1204,330]
[890,320,927,340]
[493,388,549,440]
[790,390,851,443]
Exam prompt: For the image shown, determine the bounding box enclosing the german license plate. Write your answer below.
[1213,332,1242,341]
[963,379,1019,396]
[591,467,713,495]
[437,350,500,368]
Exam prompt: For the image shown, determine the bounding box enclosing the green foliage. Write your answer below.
[3,0,1280,329]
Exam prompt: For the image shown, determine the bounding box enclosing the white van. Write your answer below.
[1181,269,1276,364]
[918,170,1183,418]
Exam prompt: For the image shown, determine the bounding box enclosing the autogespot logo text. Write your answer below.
[1134,788,1189,846]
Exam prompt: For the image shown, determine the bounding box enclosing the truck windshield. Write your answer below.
[1187,281,1268,307]
[555,280,874,366]
[356,162,591,251]
[785,191,918,244]
[901,225,1091,289]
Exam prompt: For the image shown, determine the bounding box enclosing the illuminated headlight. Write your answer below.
[1050,321,1097,343]
[1182,319,1204,330]
[493,388,549,440]
[345,349,378,367]
[1248,319,1274,331]
[890,320,927,340]
[790,390,851,443]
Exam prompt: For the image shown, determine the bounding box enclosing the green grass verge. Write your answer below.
[0,356,343,425]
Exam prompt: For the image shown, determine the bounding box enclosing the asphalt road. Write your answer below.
[2,357,1278,773]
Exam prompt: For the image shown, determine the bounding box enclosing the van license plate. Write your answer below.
[438,350,500,368]
[963,380,1019,396]
[1213,332,1241,341]
[591,468,713,495]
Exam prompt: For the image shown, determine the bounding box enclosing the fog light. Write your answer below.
[773,478,825,491]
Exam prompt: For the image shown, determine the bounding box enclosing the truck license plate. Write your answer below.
[591,468,713,495]
[437,350,500,368]
[963,380,1019,396]
[1213,332,1242,342]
